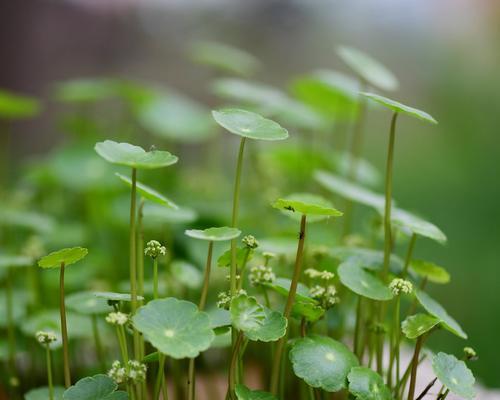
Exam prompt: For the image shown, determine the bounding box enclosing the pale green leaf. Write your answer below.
[338,260,393,301]
[402,314,441,339]
[63,374,128,400]
[330,247,404,273]
[272,193,343,221]
[235,384,278,400]
[115,173,178,209]
[388,208,446,244]
[25,386,65,400]
[410,260,450,284]
[347,367,392,400]
[65,292,111,315]
[143,203,197,225]
[0,255,33,269]
[93,292,144,303]
[185,227,241,241]
[38,247,88,269]
[170,260,203,289]
[432,352,476,399]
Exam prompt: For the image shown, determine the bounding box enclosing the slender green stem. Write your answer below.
[261,286,271,308]
[46,344,54,400]
[228,331,245,399]
[116,325,129,364]
[129,168,140,360]
[154,354,167,400]
[402,234,417,278]
[397,354,426,398]
[91,314,105,371]
[237,248,251,291]
[387,296,401,388]
[382,112,399,281]
[6,268,16,380]
[230,137,246,295]
[137,199,145,301]
[353,296,362,358]
[153,258,159,300]
[408,334,426,400]
[270,214,307,395]
[59,263,71,388]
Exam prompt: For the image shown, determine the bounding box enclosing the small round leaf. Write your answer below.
[272,193,343,221]
[133,298,214,359]
[143,203,197,225]
[95,140,178,170]
[25,386,65,400]
[402,314,441,339]
[347,367,392,400]
[338,261,393,301]
[62,374,128,400]
[330,247,403,273]
[38,247,88,269]
[361,93,437,124]
[115,173,178,209]
[212,109,288,141]
[235,384,278,400]
[65,292,112,315]
[388,208,446,244]
[185,227,241,242]
[410,260,450,284]
[290,335,359,392]
[432,352,476,399]
[415,290,467,339]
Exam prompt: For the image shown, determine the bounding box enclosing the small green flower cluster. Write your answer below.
[305,268,335,281]
[108,360,147,384]
[309,284,339,309]
[144,240,166,259]
[35,331,57,345]
[389,278,413,295]
[105,311,129,326]
[249,264,276,286]
[216,289,247,310]
[242,235,259,249]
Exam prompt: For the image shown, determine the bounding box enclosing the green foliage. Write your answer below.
[272,193,343,221]
[185,226,241,241]
[115,173,178,209]
[235,384,278,400]
[93,292,144,302]
[402,313,441,339]
[65,292,111,315]
[25,386,65,400]
[0,89,40,119]
[388,207,447,244]
[38,247,88,269]
[63,374,128,400]
[338,261,393,301]
[347,367,392,400]
[410,260,450,284]
[432,352,476,399]
[290,335,359,392]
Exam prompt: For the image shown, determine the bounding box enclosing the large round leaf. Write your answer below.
[235,384,278,400]
[25,386,65,400]
[432,352,475,399]
[94,140,178,170]
[115,173,178,209]
[0,89,40,119]
[361,93,437,124]
[347,367,392,400]
[410,260,450,284]
[290,335,359,392]
[133,298,214,359]
[230,294,286,342]
[212,109,288,141]
[337,46,398,91]
[388,208,446,244]
[63,374,128,400]
[415,290,467,339]
[401,314,440,339]
[185,226,241,242]
[66,292,112,315]
[338,261,393,301]
[314,170,386,209]
[272,193,343,222]
[38,247,88,269]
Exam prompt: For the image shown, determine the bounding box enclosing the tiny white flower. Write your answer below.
[249,265,276,286]
[105,311,129,326]
[242,235,259,249]
[389,278,413,295]
[35,331,57,345]
[144,240,166,259]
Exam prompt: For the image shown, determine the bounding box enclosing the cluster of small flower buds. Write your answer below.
[216,289,247,310]
[144,240,166,259]
[309,284,339,309]
[249,265,276,286]
[463,347,478,360]
[389,278,413,295]
[305,268,335,281]
[108,360,147,384]
[105,312,129,326]
[36,331,57,345]
[242,235,259,249]
[262,251,276,262]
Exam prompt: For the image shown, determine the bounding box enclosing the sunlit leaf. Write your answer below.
[290,335,359,392]
[387,208,446,244]
[402,313,441,339]
[338,260,393,301]
[361,93,437,124]
[432,352,476,399]
[133,298,214,358]
[63,374,128,400]
[347,367,392,400]
[330,247,404,273]
[38,247,88,269]
[212,109,288,141]
[116,173,178,209]
[410,260,450,284]
[272,193,343,222]
[185,227,241,241]
[95,140,178,170]
[217,247,253,268]
[337,46,398,91]
[235,384,278,400]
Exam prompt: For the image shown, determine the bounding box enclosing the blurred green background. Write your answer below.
[1,0,499,389]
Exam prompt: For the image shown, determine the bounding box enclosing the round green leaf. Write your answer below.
[133,297,214,359]
[65,292,112,315]
[415,290,467,339]
[0,255,33,269]
[272,193,343,221]
[314,170,386,209]
[432,352,476,399]
[291,300,325,323]
[230,294,287,342]
[347,367,392,400]
[25,386,65,400]
[337,46,398,91]
[410,260,450,284]
[189,41,260,77]
[361,93,437,124]
[94,140,178,170]
[185,227,241,242]
[212,109,288,141]
[170,260,203,289]
[235,384,278,400]
[93,292,144,302]
[38,247,88,269]
[63,374,128,400]
[0,89,40,119]
[338,261,393,301]
[402,313,441,339]
[290,335,359,392]
[330,247,403,273]
[115,173,178,209]
[217,247,253,268]
[388,208,446,244]
[143,203,197,225]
